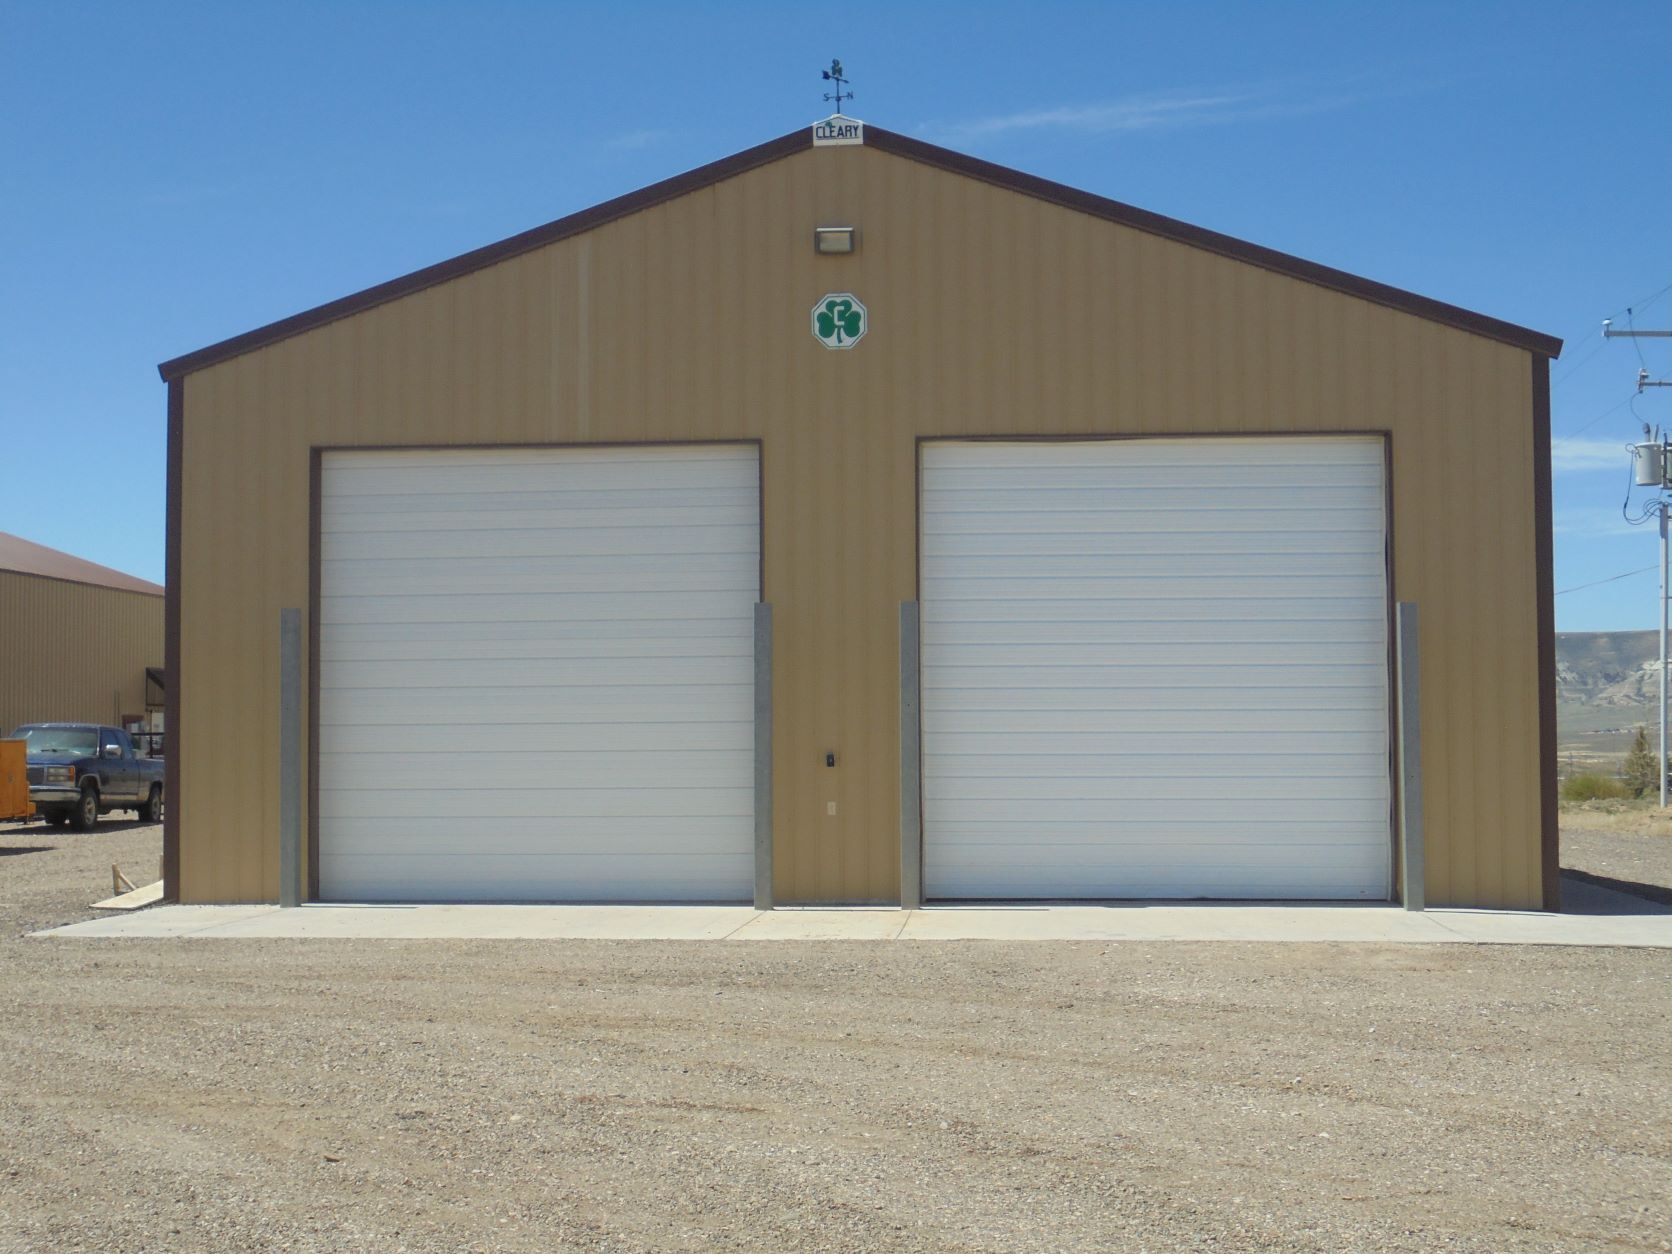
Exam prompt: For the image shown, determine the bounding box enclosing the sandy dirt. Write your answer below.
[1561,801,1672,895]
[0,815,1667,1252]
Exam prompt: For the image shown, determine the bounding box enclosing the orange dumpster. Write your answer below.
[0,740,33,821]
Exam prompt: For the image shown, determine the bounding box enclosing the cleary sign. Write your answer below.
[813,114,863,146]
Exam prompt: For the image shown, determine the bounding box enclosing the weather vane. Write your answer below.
[821,59,852,113]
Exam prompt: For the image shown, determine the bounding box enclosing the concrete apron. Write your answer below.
[39,883,1672,947]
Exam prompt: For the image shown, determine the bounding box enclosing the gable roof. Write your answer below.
[158,123,1561,382]
[0,531,164,596]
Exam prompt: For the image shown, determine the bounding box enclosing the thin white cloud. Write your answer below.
[1552,438,1635,474]
[605,128,669,152]
[917,85,1360,146]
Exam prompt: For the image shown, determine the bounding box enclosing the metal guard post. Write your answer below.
[1396,602,1424,912]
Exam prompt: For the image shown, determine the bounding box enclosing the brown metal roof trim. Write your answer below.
[0,530,164,597]
[158,123,1559,382]
[865,126,1561,359]
[157,129,814,382]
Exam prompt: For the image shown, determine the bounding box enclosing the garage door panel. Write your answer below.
[325,509,757,541]
[325,449,755,492]
[321,591,754,625]
[926,868,1383,901]
[923,484,1381,513]
[923,597,1385,623]
[930,796,1385,824]
[325,521,760,559]
[322,618,751,647]
[322,752,752,792]
[323,549,761,584]
[318,444,759,903]
[923,530,1385,559]
[924,640,1387,667]
[329,813,755,842]
[921,437,1391,901]
[325,566,758,599]
[922,552,1386,580]
[327,482,760,513]
[321,786,752,820]
[325,722,754,754]
[924,736,1389,765]
[322,635,752,663]
[924,619,1381,646]
[921,507,1384,536]
[925,708,1384,734]
[321,656,753,690]
[320,686,750,726]
[926,439,1382,471]
[319,854,752,904]
[928,776,1388,803]
[924,664,1383,691]
[936,820,1389,845]
[925,686,1383,714]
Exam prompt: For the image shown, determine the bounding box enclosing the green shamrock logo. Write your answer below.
[817,297,862,342]
[812,293,867,348]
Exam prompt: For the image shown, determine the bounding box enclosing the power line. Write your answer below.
[1552,335,1609,389]
[1551,275,1672,357]
[1556,565,1658,596]
[1552,390,1641,447]
[1627,308,1654,372]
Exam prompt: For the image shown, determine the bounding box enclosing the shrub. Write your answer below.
[1621,726,1659,797]
[1561,772,1631,802]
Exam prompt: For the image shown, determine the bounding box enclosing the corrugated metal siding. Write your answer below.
[0,571,164,734]
[177,140,1543,907]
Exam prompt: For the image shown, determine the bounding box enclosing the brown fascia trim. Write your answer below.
[0,569,163,599]
[157,122,1560,383]
[864,127,1562,359]
[162,376,182,902]
[1532,354,1559,911]
[157,129,814,382]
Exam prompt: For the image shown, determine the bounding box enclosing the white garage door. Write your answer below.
[317,445,759,902]
[921,437,1391,900]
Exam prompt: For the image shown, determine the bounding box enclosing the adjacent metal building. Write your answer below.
[158,121,1562,910]
[0,531,164,735]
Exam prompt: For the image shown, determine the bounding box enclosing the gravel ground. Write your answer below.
[1561,803,1672,895]
[0,817,1668,1252]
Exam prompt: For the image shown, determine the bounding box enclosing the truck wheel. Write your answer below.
[138,785,163,824]
[70,785,100,832]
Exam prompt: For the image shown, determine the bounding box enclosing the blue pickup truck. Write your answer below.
[10,723,165,830]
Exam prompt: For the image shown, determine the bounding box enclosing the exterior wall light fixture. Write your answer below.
[814,226,856,255]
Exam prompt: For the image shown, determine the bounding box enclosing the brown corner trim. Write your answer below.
[157,129,814,382]
[1532,354,1559,911]
[307,449,322,902]
[162,377,182,901]
[864,127,1562,360]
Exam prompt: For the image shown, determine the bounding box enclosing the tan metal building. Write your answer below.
[158,121,1562,910]
[1,531,164,735]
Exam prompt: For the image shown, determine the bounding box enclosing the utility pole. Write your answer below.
[1617,318,1672,804]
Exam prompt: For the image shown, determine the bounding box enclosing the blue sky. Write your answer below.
[2,1,1668,630]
